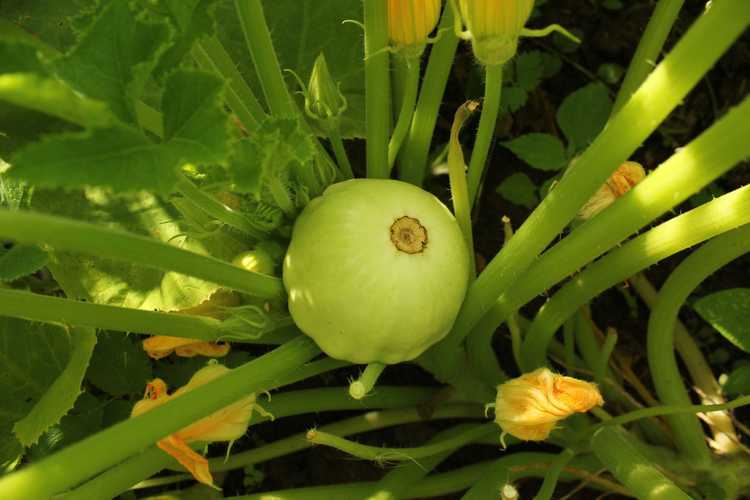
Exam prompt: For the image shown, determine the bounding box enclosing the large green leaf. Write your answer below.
[162,69,229,165]
[0,318,96,448]
[13,326,96,446]
[8,125,178,194]
[53,0,170,125]
[694,288,750,353]
[30,188,243,312]
[216,0,365,137]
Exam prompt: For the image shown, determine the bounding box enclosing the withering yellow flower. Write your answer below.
[493,368,603,441]
[456,0,534,65]
[388,0,442,58]
[578,161,646,220]
[142,336,230,360]
[131,364,258,487]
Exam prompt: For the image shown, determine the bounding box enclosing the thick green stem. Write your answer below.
[648,225,750,464]
[175,173,267,239]
[601,395,750,429]
[520,185,750,370]
[612,0,685,115]
[307,423,497,462]
[438,1,750,367]
[349,362,387,400]
[591,426,692,499]
[388,58,420,170]
[192,36,266,130]
[234,0,295,116]
[328,126,355,179]
[0,337,320,499]
[400,7,460,185]
[363,0,391,178]
[471,93,750,374]
[467,64,502,207]
[593,330,617,386]
[0,210,284,298]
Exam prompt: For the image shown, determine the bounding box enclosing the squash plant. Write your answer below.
[0,0,749,498]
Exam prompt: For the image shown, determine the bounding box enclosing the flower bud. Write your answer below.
[388,0,442,58]
[457,0,535,65]
[493,367,603,441]
[305,53,347,126]
[578,161,646,220]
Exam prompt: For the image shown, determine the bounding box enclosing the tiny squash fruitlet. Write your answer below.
[283,179,470,364]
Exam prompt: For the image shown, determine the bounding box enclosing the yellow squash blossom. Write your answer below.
[493,367,603,441]
[388,0,442,58]
[131,364,259,487]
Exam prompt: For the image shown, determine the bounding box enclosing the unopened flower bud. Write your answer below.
[494,367,603,441]
[456,0,535,65]
[388,0,442,58]
[305,53,347,127]
[578,161,646,220]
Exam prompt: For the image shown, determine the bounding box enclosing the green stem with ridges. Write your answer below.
[467,64,502,207]
[213,403,484,471]
[363,0,390,178]
[0,210,284,298]
[399,7,460,185]
[192,36,266,130]
[591,426,693,499]
[234,0,295,116]
[175,173,267,239]
[349,362,387,400]
[62,386,441,500]
[363,424,477,500]
[388,58,420,171]
[648,225,750,464]
[520,185,750,370]
[532,449,576,500]
[436,1,750,372]
[327,125,354,179]
[612,0,685,115]
[0,337,320,500]
[307,423,497,463]
[470,93,750,376]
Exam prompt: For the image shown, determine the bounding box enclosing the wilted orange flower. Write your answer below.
[142,335,230,360]
[456,0,535,65]
[388,0,442,57]
[131,364,258,487]
[493,367,603,441]
[578,161,646,220]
